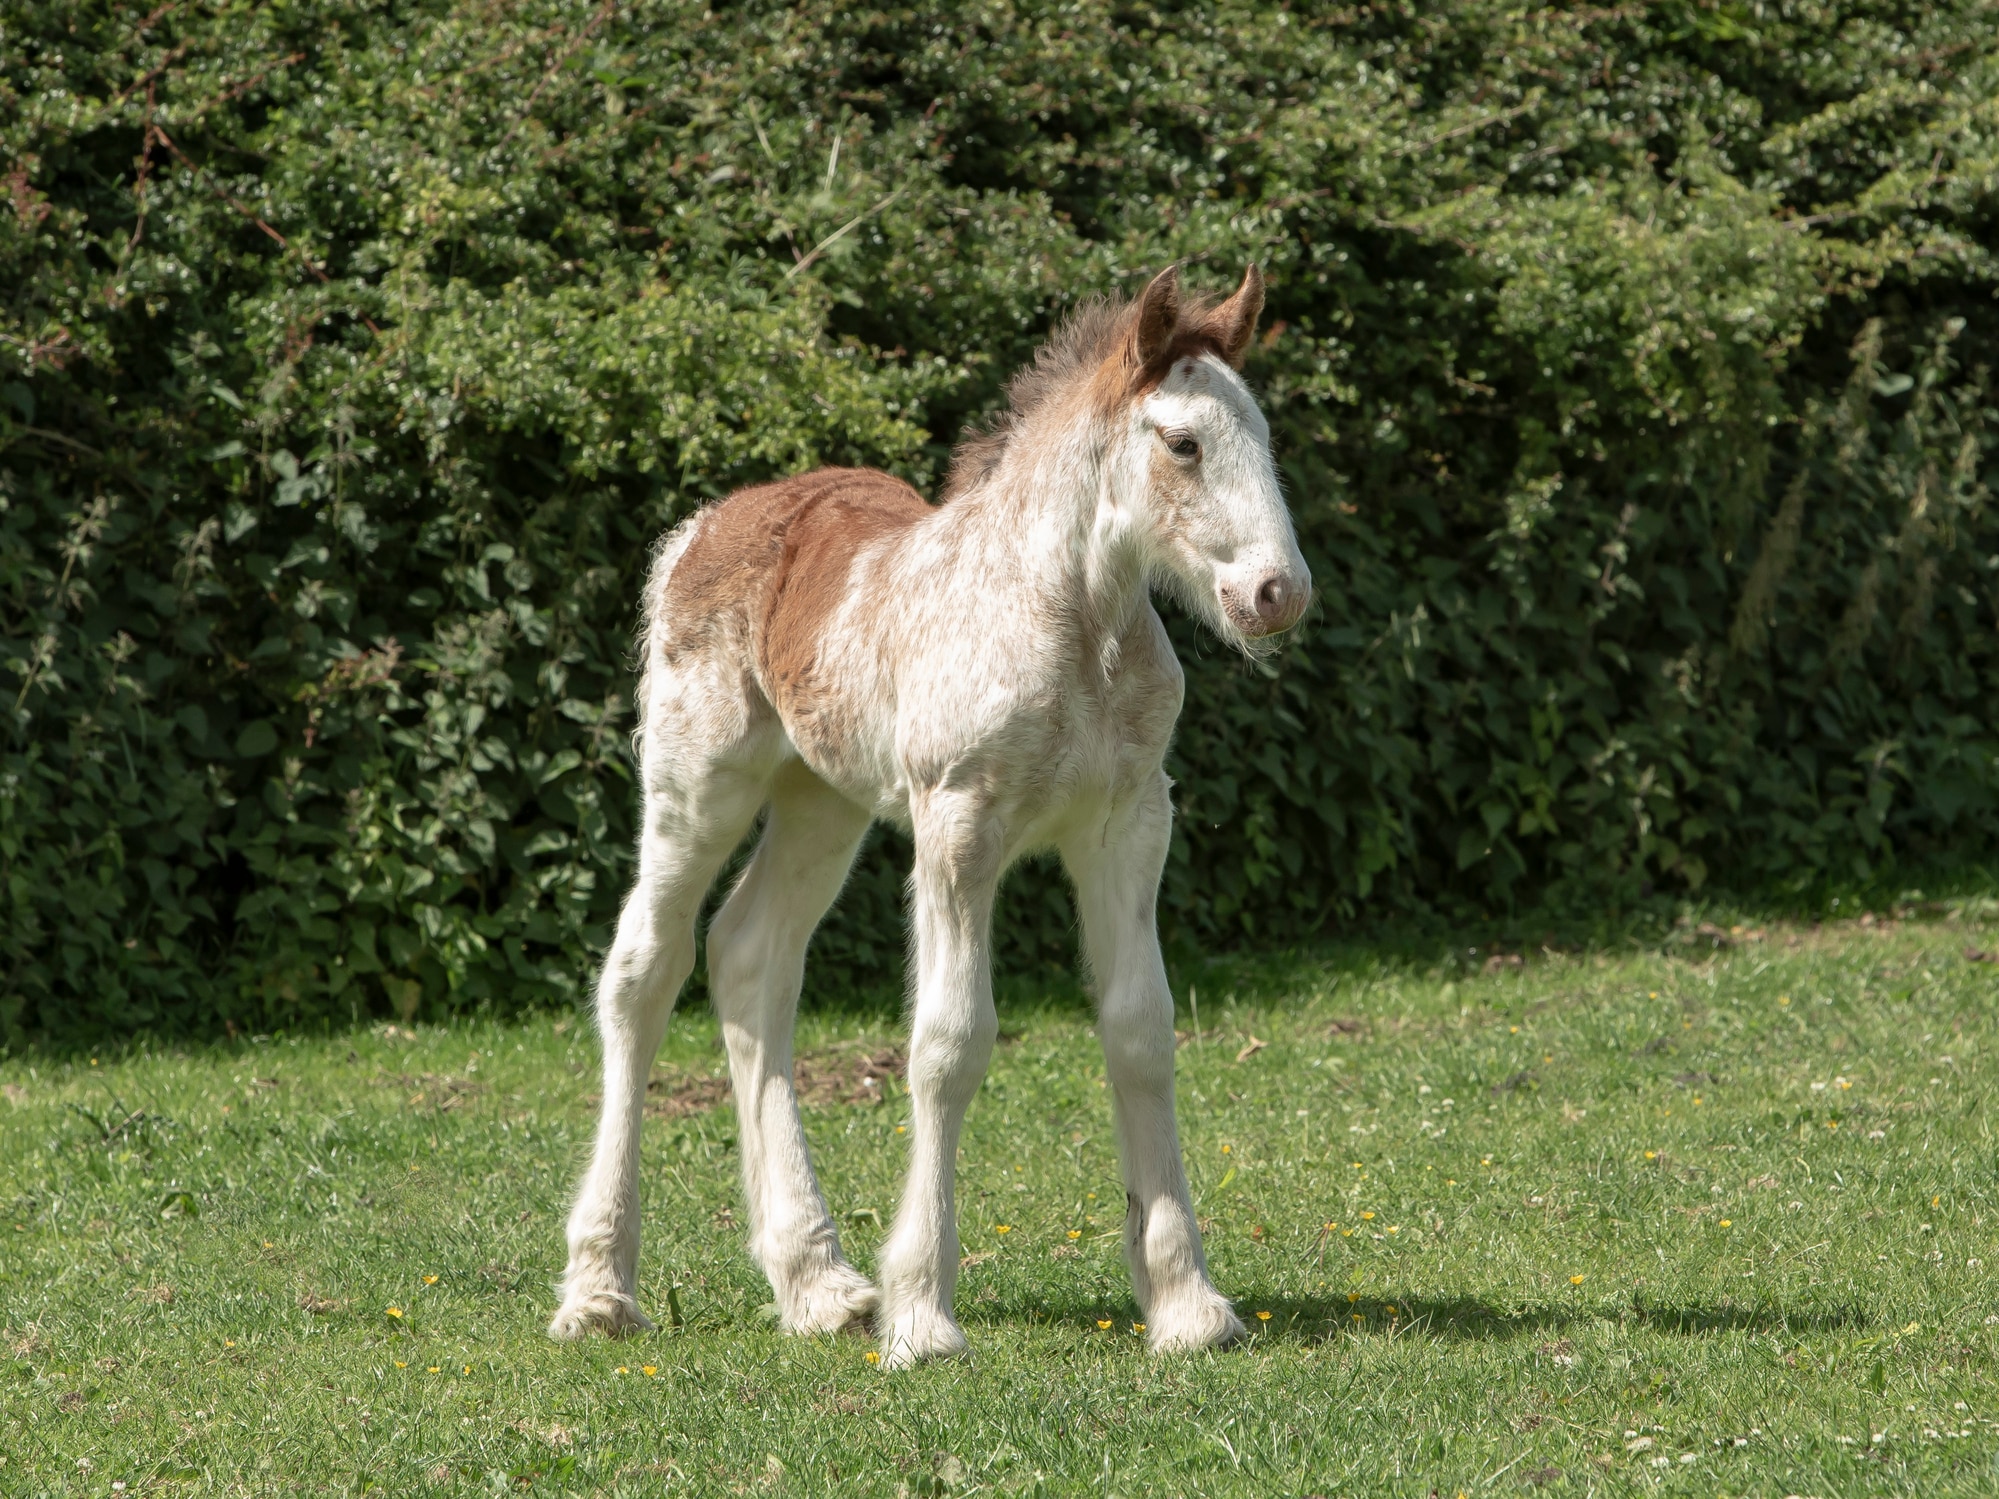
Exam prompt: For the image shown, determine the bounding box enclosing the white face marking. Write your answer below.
[1126,355,1309,644]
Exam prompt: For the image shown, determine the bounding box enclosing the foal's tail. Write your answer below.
[630,510,707,769]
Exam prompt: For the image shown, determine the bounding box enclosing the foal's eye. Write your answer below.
[1164,433,1200,460]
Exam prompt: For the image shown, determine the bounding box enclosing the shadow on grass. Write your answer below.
[969,1292,1869,1343]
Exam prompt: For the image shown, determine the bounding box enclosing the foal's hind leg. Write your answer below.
[550,752,766,1340]
[1062,772,1242,1355]
[707,762,876,1335]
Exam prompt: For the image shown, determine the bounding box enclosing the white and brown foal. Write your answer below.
[550,265,1310,1366]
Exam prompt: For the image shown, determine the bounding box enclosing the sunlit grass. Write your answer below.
[5,909,1999,1493]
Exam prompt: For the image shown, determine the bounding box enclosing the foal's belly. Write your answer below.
[789,715,1163,866]
[780,626,1180,849]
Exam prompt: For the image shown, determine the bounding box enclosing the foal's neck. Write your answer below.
[965,415,1150,647]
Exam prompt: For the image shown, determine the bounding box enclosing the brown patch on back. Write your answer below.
[661,467,931,723]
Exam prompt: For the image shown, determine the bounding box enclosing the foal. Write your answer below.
[550,265,1310,1366]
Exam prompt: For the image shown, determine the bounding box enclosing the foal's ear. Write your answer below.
[1122,265,1182,372]
[1202,264,1265,369]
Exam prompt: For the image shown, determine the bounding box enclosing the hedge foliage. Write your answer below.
[4,0,1997,1042]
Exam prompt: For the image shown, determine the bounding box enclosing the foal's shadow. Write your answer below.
[969,1290,1869,1343]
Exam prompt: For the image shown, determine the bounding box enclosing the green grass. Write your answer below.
[6,909,1999,1496]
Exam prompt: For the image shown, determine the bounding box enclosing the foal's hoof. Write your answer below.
[876,1304,969,1369]
[779,1264,880,1337]
[547,1290,654,1341]
[1146,1292,1245,1355]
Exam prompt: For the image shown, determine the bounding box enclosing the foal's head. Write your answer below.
[945,264,1311,647]
[1102,265,1311,646]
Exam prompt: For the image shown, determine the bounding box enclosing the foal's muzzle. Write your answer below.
[1225,568,1310,637]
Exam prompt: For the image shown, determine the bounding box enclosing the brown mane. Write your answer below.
[940,287,1229,502]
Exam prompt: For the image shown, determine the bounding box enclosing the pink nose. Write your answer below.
[1252,572,1307,633]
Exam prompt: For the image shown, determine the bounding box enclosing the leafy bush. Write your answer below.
[4,0,1996,1042]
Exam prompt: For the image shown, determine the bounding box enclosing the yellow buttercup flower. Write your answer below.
[995,1224,1012,1234]
[1719,1219,1732,1228]
[423,1275,438,1285]
[385,1307,403,1319]
[1097,1319,1112,1330]
[1360,1211,1375,1221]
[1570,1275,1585,1285]
[865,1350,880,1364]
[1132,1323,1145,1333]
[1256,1310,1272,1322]
[641,1365,657,1377]
[1067,1229,1081,1240]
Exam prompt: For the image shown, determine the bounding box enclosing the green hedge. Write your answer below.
[4,0,1997,1042]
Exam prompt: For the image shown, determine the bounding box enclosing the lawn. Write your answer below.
[5,906,1998,1496]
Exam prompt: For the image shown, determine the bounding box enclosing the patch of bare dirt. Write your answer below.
[643,1073,731,1117]
[793,1045,905,1108]
[634,1045,907,1118]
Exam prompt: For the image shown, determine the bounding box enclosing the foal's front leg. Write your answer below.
[875,797,1002,1368]
[1064,774,1243,1354]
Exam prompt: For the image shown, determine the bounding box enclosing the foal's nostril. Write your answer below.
[1254,574,1302,631]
